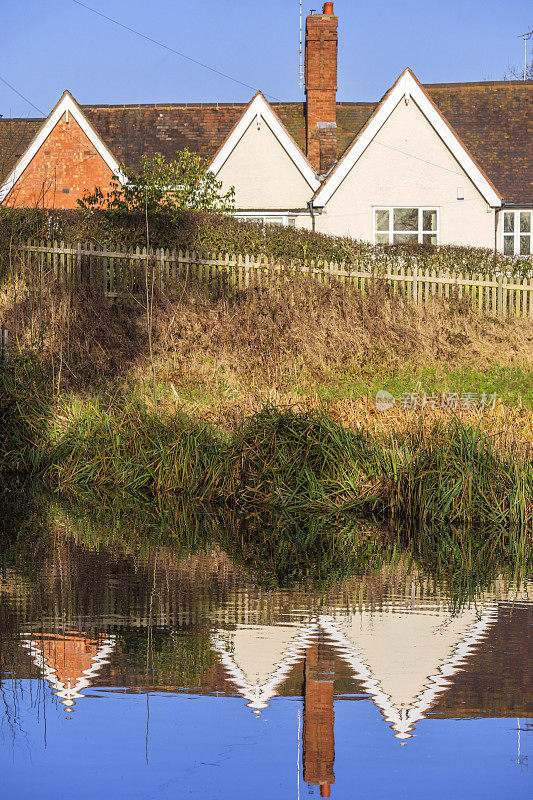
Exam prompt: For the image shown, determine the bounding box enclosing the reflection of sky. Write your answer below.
[0,685,529,800]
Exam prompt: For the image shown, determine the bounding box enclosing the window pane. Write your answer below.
[423,234,437,245]
[375,233,390,244]
[287,218,296,227]
[504,212,515,233]
[520,235,531,256]
[393,232,418,244]
[394,208,418,231]
[375,209,389,231]
[503,235,515,255]
[520,212,531,233]
[422,210,437,231]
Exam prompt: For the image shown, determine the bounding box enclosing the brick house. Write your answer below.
[0,3,531,254]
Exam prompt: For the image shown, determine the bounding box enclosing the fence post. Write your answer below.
[159,248,165,294]
[412,266,418,303]
[497,275,504,316]
[76,242,81,286]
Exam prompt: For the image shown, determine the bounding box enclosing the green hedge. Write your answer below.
[1,207,531,278]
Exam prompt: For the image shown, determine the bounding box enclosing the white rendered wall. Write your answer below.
[315,98,496,248]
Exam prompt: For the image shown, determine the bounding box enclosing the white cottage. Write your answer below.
[1,4,531,255]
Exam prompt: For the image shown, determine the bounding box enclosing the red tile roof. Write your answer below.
[1,80,531,204]
[425,81,532,206]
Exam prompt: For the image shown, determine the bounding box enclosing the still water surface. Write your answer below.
[0,511,531,799]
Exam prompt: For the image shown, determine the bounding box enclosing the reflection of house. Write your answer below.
[20,632,115,710]
[212,599,498,739]
[321,602,498,739]
[212,622,336,794]
[211,621,318,710]
[3,552,531,800]
[210,597,501,795]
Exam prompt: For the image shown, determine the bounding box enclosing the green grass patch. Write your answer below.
[286,363,533,408]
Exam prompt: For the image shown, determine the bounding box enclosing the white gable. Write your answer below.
[209,93,319,210]
[320,602,497,739]
[314,69,501,209]
[211,621,318,710]
[0,91,126,203]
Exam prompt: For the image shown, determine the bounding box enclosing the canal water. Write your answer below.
[0,503,531,799]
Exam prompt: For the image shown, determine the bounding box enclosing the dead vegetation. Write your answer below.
[1,269,532,432]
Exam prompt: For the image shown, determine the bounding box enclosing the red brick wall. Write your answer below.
[305,9,338,173]
[7,112,116,209]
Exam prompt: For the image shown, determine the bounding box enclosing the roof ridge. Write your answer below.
[424,80,533,88]
[80,101,249,110]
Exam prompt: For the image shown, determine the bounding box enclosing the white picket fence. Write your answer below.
[13,240,533,317]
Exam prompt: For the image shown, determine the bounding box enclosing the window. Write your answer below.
[503,210,532,256]
[235,213,298,228]
[374,207,438,245]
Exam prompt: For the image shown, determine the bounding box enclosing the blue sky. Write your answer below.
[1,0,531,118]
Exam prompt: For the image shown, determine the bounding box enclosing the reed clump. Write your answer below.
[373,419,533,532]
[0,354,53,475]
[214,407,375,512]
[36,402,532,537]
[49,396,221,498]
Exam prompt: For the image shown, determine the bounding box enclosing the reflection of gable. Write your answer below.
[20,632,116,710]
[211,621,319,710]
[212,600,499,738]
[320,602,498,738]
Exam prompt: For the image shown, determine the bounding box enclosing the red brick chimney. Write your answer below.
[305,3,338,175]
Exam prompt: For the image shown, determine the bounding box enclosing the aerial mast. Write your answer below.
[518,30,533,80]
[299,0,305,88]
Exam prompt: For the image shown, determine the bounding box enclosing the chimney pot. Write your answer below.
[322,2,334,14]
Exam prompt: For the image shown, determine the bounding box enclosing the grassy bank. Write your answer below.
[1,266,532,419]
[1,357,532,538]
[1,259,532,540]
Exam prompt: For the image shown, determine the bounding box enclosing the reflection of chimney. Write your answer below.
[305,3,338,175]
[303,639,335,795]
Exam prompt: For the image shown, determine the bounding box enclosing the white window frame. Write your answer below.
[373,207,439,245]
[501,210,533,257]
[234,211,298,227]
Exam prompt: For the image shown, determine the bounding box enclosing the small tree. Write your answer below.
[78,151,235,214]
[504,59,533,80]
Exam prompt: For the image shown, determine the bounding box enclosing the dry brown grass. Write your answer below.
[156,275,533,377]
[1,272,532,433]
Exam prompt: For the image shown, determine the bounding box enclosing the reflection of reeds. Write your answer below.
[3,489,530,611]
